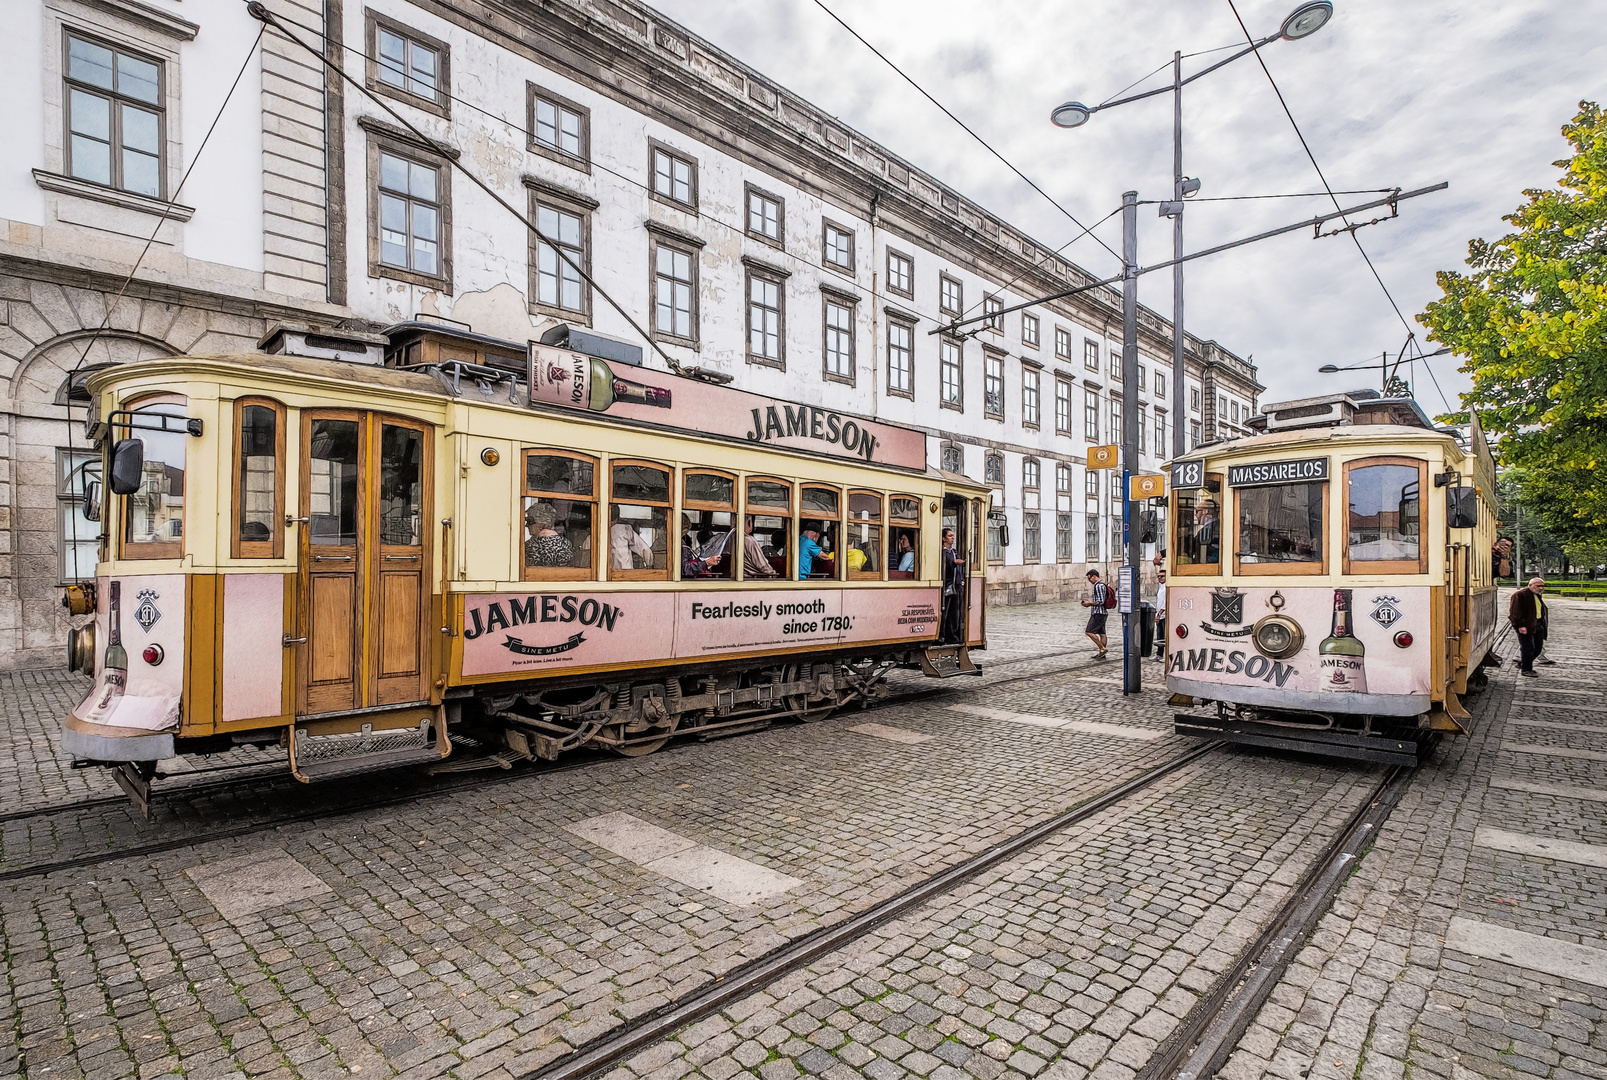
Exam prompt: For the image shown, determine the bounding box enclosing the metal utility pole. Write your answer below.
[1171,51,1187,459]
[1121,190,1142,694]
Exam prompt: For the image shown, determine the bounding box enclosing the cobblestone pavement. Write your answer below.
[1,599,1601,1080]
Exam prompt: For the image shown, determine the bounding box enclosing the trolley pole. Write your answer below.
[1171,50,1188,460]
[1120,190,1142,695]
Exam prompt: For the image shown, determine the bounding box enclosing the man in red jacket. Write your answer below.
[1509,578,1546,677]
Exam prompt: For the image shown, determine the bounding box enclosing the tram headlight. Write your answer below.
[67,623,97,675]
[1252,614,1304,660]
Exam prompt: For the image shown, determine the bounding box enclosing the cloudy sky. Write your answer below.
[648,0,1607,411]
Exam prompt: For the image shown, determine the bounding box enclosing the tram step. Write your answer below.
[920,645,982,678]
[288,710,451,783]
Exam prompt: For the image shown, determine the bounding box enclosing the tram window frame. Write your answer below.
[681,469,737,581]
[799,484,842,580]
[889,495,921,579]
[119,393,188,561]
[521,449,597,582]
[1170,474,1223,577]
[1233,480,1329,577]
[745,476,794,580]
[845,490,884,581]
[1342,456,1428,575]
[231,397,286,559]
[608,459,672,582]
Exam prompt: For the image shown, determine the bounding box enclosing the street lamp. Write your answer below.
[1052,3,1332,696]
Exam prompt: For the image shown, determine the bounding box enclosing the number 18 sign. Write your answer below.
[1171,459,1206,489]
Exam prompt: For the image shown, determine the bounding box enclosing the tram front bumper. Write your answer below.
[61,714,175,763]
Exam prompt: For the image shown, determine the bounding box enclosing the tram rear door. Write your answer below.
[924,493,982,676]
[295,411,433,715]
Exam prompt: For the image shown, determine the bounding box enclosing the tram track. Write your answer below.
[0,648,1114,884]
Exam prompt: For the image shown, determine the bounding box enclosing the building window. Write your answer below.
[824,222,854,271]
[983,351,1004,419]
[888,317,914,397]
[1191,420,1201,447]
[1022,313,1040,348]
[1023,458,1040,491]
[1138,404,1147,453]
[1054,376,1073,436]
[1191,387,1201,411]
[1137,366,1147,390]
[939,274,963,316]
[1056,463,1072,495]
[1086,471,1099,497]
[1085,513,1100,561]
[940,339,963,409]
[1022,366,1040,428]
[58,448,99,582]
[984,453,1004,485]
[1111,350,1122,381]
[532,196,589,317]
[1109,399,1121,444]
[747,185,782,245]
[650,142,696,208]
[941,444,963,474]
[1231,400,1240,423]
[987,512,1005,562]
[746,268,784,366]
[1056,327,1072,361]
[887,250,913,297]
[1155,410,1166,452]
[1084,389,1099,441]
[1056,512,1073,562]
[652,239,698,343]
[983,295,1002,333]
[1219,394,1229,418]
[1155,370,1167,398]
[64,34,165,197]
[824,296,855,382]
[1023,512,1041,562]
[1084,339,1099,372]
[367,14,448,116]
[370,141,449,287]
[528,85,588,166]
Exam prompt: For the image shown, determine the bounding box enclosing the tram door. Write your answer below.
[297,411,432,715]
[940,494,971,644]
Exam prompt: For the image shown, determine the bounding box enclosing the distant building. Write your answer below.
[0,0,1260,668]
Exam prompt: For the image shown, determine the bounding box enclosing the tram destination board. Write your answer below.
[1227,457,1328,487]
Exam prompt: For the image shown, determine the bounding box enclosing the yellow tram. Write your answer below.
[1162,390,1499,765]
[60,324,990,805]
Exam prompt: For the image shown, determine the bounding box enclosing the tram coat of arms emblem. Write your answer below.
[1210,588,1243,626]
[134,589,162,633]
[1369,595,1404,630]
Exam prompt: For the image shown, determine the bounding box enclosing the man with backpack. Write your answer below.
[1082,568,1114,659]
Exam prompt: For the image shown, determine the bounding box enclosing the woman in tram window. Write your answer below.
[525,502,575,567]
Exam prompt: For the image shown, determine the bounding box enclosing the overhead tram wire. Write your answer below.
[255,5,1126,355]
[243,2,688,376]
[809,0,1124,269]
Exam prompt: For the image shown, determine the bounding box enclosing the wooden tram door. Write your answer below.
[297,411,432,715]
[940,494,972,645]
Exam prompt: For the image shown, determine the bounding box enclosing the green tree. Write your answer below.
[1420,101,1607,546]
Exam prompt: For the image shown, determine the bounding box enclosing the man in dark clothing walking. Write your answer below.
[1509,577,1546,677]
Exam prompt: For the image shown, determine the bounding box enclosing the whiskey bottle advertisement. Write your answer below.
[1317,587,1368,693]
[76,580,128,724]
[530,346,672,414]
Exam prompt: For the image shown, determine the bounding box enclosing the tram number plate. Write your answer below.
[1171,460,1206,489]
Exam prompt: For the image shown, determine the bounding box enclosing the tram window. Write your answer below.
[682,470,736,580]
[308,418,360,547]
[800,485,840,579]
[234,399,283,559]
[1235,482,1326,574]
[610,461,670,580]
[746,478,793,579]
[846,491,883,579]
[379,425,423,546]
[889,496,921,579]
[523,450,596,580]
[122,396,188,559]
[1346,458,1426,573]
[1173,479,1222,572]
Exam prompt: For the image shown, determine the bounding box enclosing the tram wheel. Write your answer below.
[781,663,837,723]
[608,687,679,757]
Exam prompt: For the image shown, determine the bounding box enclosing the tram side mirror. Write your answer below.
[1138,510,1158,545]
[109,438,144,495]
[81,479,102,522]
[1447,486,1478,530]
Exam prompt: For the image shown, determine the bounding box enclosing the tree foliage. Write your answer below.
[1420,101,1607,545]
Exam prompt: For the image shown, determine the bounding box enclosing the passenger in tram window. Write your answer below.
[609,505,657,570]
[894,531,917,576]
[525,502,575,568]
[1193,497,1220,563]
[799,522,825,577]
[682,529,718,578]
[742,516,779,578]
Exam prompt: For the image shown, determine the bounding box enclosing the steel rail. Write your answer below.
[515,742,1220,1080]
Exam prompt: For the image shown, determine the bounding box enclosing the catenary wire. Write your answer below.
[254,5,1123,344]
[1182,188,1397,202]
[809,0,1124,269]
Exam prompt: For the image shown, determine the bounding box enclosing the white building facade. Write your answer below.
[0,0,1261,668]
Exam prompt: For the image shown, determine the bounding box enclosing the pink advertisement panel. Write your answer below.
[460,587,942,678]
[528,342,927,472]
[1164,585,1432,696]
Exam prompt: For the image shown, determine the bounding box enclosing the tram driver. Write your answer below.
[1187,494,1220,564]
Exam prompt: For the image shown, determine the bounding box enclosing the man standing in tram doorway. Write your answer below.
[1509,577,1546,677]
[1082,569,1110,660]
[940,528,963,643]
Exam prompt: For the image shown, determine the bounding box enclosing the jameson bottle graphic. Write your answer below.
[79,580,129,721]
[530,346,672,413]
[1318,587,1368,693]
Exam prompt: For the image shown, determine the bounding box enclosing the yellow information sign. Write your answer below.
[1130,474,1167,501]
[1087,444,1120,470]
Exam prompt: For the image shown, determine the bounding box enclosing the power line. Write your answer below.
[1182,188,1399,202]
[1223,0,1419,341]
[809,0,1124,269]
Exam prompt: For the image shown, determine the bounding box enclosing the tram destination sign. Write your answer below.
[528,341,927,472]
[1227,457,1329,487]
